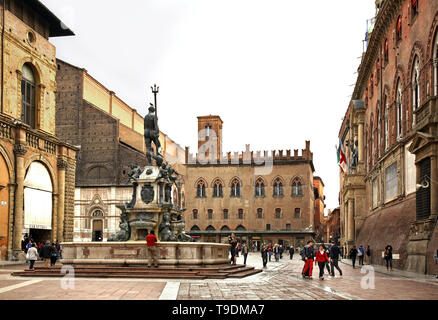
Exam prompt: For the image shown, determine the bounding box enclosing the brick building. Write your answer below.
[325,208,340,245]
[183,115,317,248]
[339,0,438,274]
[55,59,185,242]
[0,0,77,260]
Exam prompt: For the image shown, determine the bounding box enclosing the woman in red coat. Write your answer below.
[315,245,330,280]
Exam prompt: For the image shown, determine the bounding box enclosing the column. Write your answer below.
[343,203,348,244]
[57,159,67,242]
[431,156,438,218]
[347,199,355,242]
[12,144,27,259]
[358,121,364,162]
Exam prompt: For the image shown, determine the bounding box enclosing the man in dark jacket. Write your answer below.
[289,246,295,260]
[329,242,343,277]
[39,241,53,268]
[301,240,315,278]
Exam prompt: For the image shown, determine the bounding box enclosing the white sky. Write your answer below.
[41,0,376,213]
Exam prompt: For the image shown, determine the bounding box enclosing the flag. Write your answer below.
[337,137,350,174]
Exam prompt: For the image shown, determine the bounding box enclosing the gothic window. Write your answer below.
[292,177,303,197]
[255,177,265,197]
[21,63,36,128]
[412,56,420,127]
[238,209,244,220]
[434,30,438,96]
[206,225,215,231]
[221,225,230,231]
[370,118,374,166]
[384,38,389,64]
[191,225,200,231]
[411,0,418,19]
[230,178,241,198]
[294,208,301,219]
[193,209,198,220]
[92,209,104,217]
[396,15,402,42]
[208,209,213,220]
[396,78,403,139]
[273,178,283,197]
[223,209,229,220]
[376,107,381,158]
[275,208,281,219]
[384,95,389,150]
[257,208,263,219]
[236,225,246,231]
[213,179,223,198]
[196,179,207,198]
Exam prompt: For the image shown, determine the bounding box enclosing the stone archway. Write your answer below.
[0,152,10,260]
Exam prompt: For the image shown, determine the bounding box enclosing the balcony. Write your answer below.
[415,96,438,131]
[0,114,58,156]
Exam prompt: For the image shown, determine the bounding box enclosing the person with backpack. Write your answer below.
[301,240,315,279]
[50,243,58,266]
[358,245,365,266]
[315,245,330,280]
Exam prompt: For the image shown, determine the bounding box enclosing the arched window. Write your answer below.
[434,30,438,96]
[212,179,223,198]
[370,117,374,166]
[193,209,198,220]
[412,56,420,127]
[275,208,281,219]
[191,225,200,231]
[396,15,402,42]
[273,177,283,197]
[411,0,418,19]
[396,78,403,139]
[92,209,104,217]
[196,179,207,198]
[238,209,244,220]
[376,107,380,157]
[206,225,216,231]
[257,208,263,219]
[384,95,389,150]
[292,177,303,197]
[294,208,301,219]
[230,178,241,198]
[236,225,246,231]
[21,63,36,128]
[255,177,265,197]
[221,225,230,231]
[384,38,389,64]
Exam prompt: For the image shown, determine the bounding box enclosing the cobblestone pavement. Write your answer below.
[0,253,437,300]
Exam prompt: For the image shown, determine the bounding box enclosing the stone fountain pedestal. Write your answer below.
[62,164,230,266]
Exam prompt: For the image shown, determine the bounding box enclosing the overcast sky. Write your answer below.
[41,0,375,213]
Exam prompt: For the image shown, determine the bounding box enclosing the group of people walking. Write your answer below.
[229,233,249,265]
[24,239,63,270]
[301,240,343,280]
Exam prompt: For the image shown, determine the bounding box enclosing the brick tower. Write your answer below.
[197,115,223,159]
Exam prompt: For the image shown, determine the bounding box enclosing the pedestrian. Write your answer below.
[349,246,357,268]
[279,245,284,259]
[39,241,53,268]
[358,245,365,266]
[261,244,268,268]
[329,241,343,277]
[315,245,330,280]
[146,230,159,268]
[50,243,57,266]
[325,244,331,274]
[289,245,295,260]
[384,245,393,271]
[274,244,280,262]
[26,243,39,270]
[268,244,273,262]
[55,240,62,260]
[366,245,371,265]
[229,233,238,265]
[301,240,315,279]
[242,241,249,265]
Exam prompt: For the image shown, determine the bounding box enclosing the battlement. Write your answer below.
[185,140,313,165]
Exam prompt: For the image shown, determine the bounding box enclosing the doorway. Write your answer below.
[92,220,103,242]
[0,153,9,260]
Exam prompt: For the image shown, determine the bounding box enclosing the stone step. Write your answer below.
[12,271,207,280]
[227,269,263,278]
